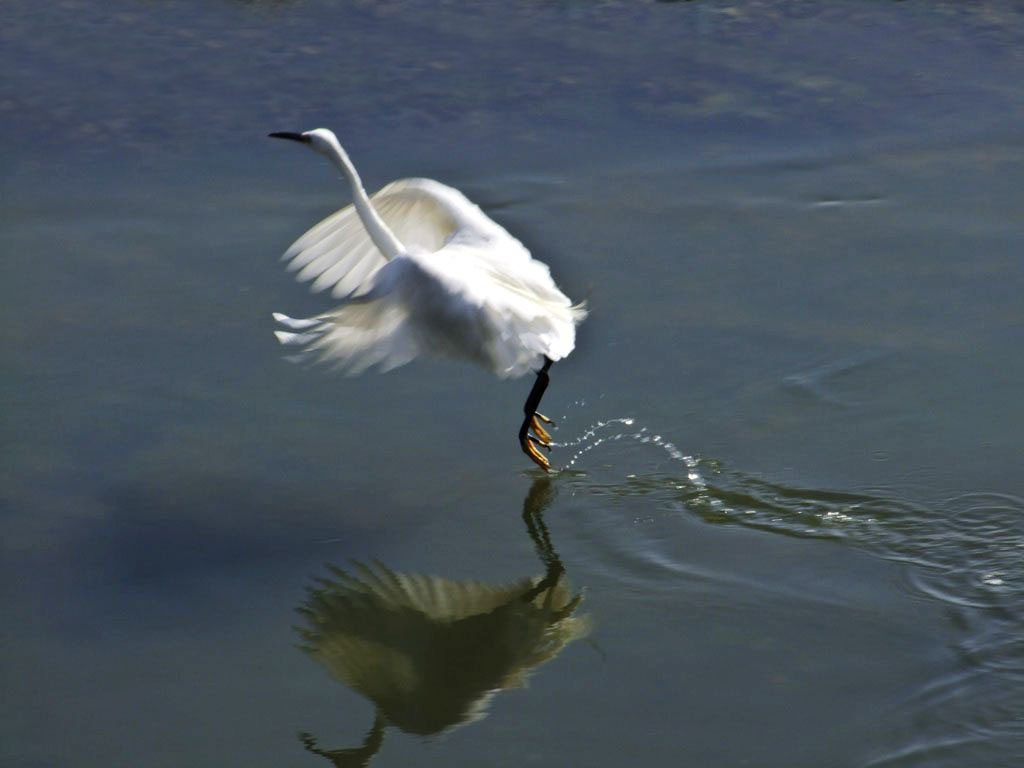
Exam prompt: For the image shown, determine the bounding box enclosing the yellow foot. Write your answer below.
[523,434,551,471]
[530,415,553,446]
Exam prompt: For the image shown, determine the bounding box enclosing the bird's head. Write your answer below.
[269,128,349,162]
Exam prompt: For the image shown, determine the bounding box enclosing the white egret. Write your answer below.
[269,129,586,470]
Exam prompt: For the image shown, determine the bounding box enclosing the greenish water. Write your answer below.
[3,2,1024,766]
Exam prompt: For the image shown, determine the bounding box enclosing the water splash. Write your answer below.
[557,415,1024,767]
[557,416,701,487]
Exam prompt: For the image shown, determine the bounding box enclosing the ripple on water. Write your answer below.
[556,413,1024,767]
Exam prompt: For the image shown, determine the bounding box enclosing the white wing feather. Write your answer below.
[275,178,585,377]
[282,179,460,298]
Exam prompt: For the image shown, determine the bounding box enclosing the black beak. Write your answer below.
[268,132,309,143]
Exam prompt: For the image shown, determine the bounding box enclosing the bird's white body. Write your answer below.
[273,130,585,379]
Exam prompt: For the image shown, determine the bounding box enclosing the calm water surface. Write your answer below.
[3,2,1024,767]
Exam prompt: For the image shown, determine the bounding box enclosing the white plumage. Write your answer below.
[269,128,585,469]
[271,132,585,378]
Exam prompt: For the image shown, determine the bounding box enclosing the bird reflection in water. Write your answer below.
[296,477,590,766]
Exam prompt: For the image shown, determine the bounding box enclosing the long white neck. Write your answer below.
[324,136,405,260]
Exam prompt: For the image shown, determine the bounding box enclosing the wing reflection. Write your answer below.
[297,477,589,766]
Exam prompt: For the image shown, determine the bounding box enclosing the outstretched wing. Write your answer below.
[275,177,585,377]
[281,177,521,299]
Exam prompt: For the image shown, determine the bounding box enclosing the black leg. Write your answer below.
[519,358,555,470]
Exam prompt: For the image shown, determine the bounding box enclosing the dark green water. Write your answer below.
[3,2,1024,766]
